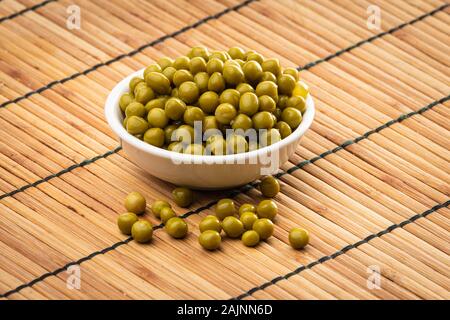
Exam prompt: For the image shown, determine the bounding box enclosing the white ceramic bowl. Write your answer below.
[105,69,315,189]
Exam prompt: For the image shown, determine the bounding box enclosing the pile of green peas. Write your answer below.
[119,46,310,155]
[117,177,309,251]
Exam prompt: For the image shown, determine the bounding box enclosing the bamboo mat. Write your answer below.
[0,0,449,300]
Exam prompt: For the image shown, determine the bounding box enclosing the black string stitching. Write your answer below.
[0,0,56,24]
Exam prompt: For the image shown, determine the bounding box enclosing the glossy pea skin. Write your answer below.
[208,72,226,93]
[228,46,246,60]
[255,81,278,102]
[226,134,248,154]
[281,107,302,129]
[261,58,281,76]
[292,80,310,99]
[202,116,220,132]
[167,141,185,153]
[145,97,167,112]
[242,230,260,247]
[117,212,138,235]
[178,81,199,104]
[162,66,177,84]
[131,220,153,243]
[173,56,190,70]
[287,96,307,113]
[199,230,221,250]
[215,103,237,125]
[206,58,223,75]
[160,206,177,224]
[183,106,204,126]
[259,128,281,147]
[239,203,256,215]
[239,92,259,116]
[198,91,220,114]
[236,83,254,95]
[252,218,274,240]
[242,60,263,83]
[174,125,195,144]
[144,64,162,77]
[194,72,210,94]
[189,57,207,74]
[129,77,144,93]
[283,67,299,81]
[133,82,147,96]
[215,198,236,220]
[157,57,173,70]
[145,72,171,95]
[231,114,253,131]
[164,125,178,144]
[126,116,149,135]
[256,199,278,220]
[277,74,296,95]
[277,95,289,110]
[151,200,171,218]
[189,46,209,60]
[252,111,274,130]
[222,216,244,238]
[209,51,229,62]
[143,128,165,147]
[119,93,134,112]
[289,227,309,249]
[275,121,292,138]
[172,187,194,207]
[246,52,264,64]
[147,108,169,128]
[240,211,258,230]
[219,89,240,108]
[199,215,222,233]
[173,69,194,87]
[259,176,280,198]
[125,102,145,118]
[260,71,277,83]
[165,217,188,239]
[135,86,155,104]
[223,65,245,85]
[258,95,276,113]
[165,97,187,121]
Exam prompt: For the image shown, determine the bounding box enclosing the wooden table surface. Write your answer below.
[0,0,449,300]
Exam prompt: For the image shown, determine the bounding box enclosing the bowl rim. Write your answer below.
[104,68,315,163]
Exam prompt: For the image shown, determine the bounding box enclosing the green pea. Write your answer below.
[184,143,205,155]
[119,93,134,112]
[173,56,190,70]
[162,66,177,84]
[198,230,221,250]
[222,216,244,238]
[174,125,195,144]
[126,116,149,135]
[258,95,276,113]
[215,198,236,220]
[183,106,204,126]
[281,107,302,129]
[287,96,306,113]
[256,199,278,220]
[151,200,171,218]
[199,215,222,233]
[165,97,187,121]
[194,72,210,94]
[275,121,292,138]
[157,57,173,70]
[215,103,237,125]
[239,92,259,116]
[129,77,144,93]
[160,206,177,224]
[208,72,226,93]
[226,134,248,154]
[219,89,240,108]
[228,46,246,60]
[255,81,278,102]
[164,124,178,144]
[260,128,281,147]
[165,217,188,239]
[252,111,274,130]
[283,67,299,81]
[143,128,165,147]
[243,60,263,83]
[231,114,253,131]
[145,97,167,112]
[117,212,139,235]
[173,69,194,87]
[144,64,162,77]
[236,83,254,95]
[124,191,146,214]
[198,91,220,114]
[206,58,224,75]
[189,46,209,60]
[178,81,199,104]
[172,187,194,207]
[246,52,264,64]
[147,108,169,128]
[252,218,274,240]
[260,71,277,83]
[289,227,309,249]
[131,220,153,243]
[261,58,281,76]
[223,65,245,85]
[203,115,220,132]
[242,230,260,247]
[189,56,207,74]
[240,211,258,230]
[125,102,145,118]
[259,176,280,198]
[145,72,171,95]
